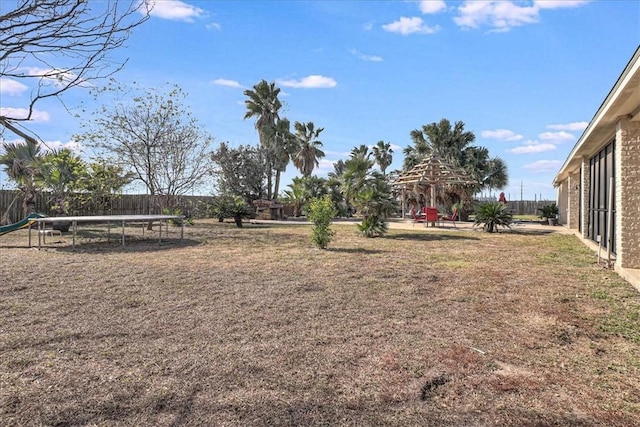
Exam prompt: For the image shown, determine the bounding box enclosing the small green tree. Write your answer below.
[473,202,512,233]
[307,195,337,249]
[35,149,87,215]
[76,160,134,214]
[210,196,252,228]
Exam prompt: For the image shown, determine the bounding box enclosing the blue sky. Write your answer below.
[1,0,639,201]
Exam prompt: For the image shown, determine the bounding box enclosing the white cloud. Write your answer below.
[534,0,590,10]
[418,0,447,14]
[507,142,556,154]
[43,140,84,154]
[0,107,50,122]
[316,158,336,175]
[523,159,562,172]
[362,21,374,31]
[547,121,588,131]
[454,1,591,32]
[213,78,242,88]
[146,0,205,22]
[349,49,383,62]
[539,131,575,142]
[278,75,337,89]
[0,78,29,96]
[481,129,523,141]
[25,67,86,88]
[382,17,440,35]
[454,1,538,32]
[206,22,221,30]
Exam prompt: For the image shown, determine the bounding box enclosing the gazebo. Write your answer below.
[392,154,478,218]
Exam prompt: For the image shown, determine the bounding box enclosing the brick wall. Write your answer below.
[616,117,640,269]
[568,171,580,230]
[580,156,590,239]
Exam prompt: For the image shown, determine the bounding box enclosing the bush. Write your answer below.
[357,214,388,238]
[162,207,192,226]
[307,195,337,249]
[473,202,512,233]
[208,196,251,228]
[538,203,559,219]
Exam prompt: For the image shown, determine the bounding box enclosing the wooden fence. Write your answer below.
[1,189,553,222]
[504,200,554,216]
[0,190,214,223]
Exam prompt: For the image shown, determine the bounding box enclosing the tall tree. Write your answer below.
[210,143,267,204]
[342,146,396,237]
[243,80,282,199]
[292,121,325,177]
[78,83,214,213]
[0,138,42,215]
[328,160,346,179]
[402,118,508,212]
[263,118,295,199]
[372,140,393,176]
[404,118,476,170]
[350,144,371,160]
[0,0,150,137]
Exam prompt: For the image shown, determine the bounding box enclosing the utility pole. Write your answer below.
[520,181,523,201]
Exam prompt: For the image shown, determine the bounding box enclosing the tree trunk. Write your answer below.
[234,215,243,228]
[22,186,36,217]
[273,170,281,201]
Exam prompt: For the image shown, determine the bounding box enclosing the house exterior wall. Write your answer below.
[567,171,580,230]
[580,156,590,240]
[558,180,568,225]
[615,117,640,269]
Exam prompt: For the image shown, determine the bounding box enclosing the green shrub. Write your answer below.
[208,196,252,227]
[307,195,337,249]
[473,202,512,233]
[357,214,388,238]
[162,207,192,226]
[538,203,559,219]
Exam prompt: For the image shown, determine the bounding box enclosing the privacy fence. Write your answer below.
[1,189,553,222]
[0,190,214,223]
[504,200,555,216]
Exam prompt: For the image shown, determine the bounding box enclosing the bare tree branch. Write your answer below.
[0,0,150,133]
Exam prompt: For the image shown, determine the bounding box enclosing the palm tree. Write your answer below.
[462,147,509,194]
[292,121,325,177]
[350,144,371,160]
[35,148,86,215]
[402,118,508,217]
[283,177,307,217]
[404,118,476,170]
[0,139,42,216]
[243,80,282,199]
[342,153,374,204]
[328,160,346,179]
[263,118,295,199]
[372,140,393,176]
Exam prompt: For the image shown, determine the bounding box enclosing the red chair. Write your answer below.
[441,207,459,227]
[424,207,439,227]
[410,207,426,226]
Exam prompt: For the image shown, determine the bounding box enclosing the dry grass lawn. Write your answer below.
[1,220,639,426]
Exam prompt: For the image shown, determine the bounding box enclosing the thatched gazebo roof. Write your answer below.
[392,154,478,207]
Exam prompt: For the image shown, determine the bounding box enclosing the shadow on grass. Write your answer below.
[326,247,383,254]
[506,228,558,236]
[385,232,481,242]
[47,237,201,253]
